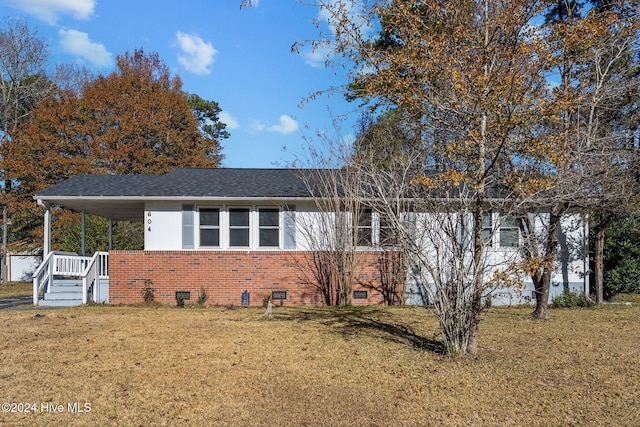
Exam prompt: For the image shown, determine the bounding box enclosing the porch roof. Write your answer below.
[34,168,314,221]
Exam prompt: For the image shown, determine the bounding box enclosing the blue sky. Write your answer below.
[0,0,365,168]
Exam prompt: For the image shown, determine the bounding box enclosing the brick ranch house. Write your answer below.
[32,168,589,307]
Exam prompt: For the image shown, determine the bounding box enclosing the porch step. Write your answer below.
[49,284,83,293]
[41,279,84,307]
[38,299,83,307]
[53,279,83,286]
[43,291,82,301]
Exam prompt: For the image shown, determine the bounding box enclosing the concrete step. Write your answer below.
[43,292,83,301]
[48,284,83,293]
[52,279,83,286]
[38,299,83,307]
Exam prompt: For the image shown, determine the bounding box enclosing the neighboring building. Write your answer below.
[8,252,41,282]
[32,168,588,307]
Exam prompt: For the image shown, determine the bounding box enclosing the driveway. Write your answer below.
[0,296,33,309]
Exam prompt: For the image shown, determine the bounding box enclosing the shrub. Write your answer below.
[551,289,595,308]
[140,279,155,303]
[197,288,209,306]
[176,294,185,308]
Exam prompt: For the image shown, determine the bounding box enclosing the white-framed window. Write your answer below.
[354,208,373,247]
[258,207,280,248]
[378,212,399,247]
[199,207,220,247]
[229,207,250,247]
[195,206,283,249]
[499,215,519,248]
[482,211,494,247]
[352,209,401,248]
[482,211,519,249]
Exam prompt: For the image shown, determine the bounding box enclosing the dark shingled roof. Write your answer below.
[35,168,314,199]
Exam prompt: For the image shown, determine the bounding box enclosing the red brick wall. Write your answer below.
[108,250,398,306]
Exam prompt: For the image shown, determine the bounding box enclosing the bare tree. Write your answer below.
[0,17,54,283]
[293,135,366,306]
[353,148,525,355]
[526,0,640,312]
[0,18,52,142]
[572,2,640,303]
[308,0,560,352]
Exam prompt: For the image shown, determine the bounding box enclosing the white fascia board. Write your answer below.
[34,195,316,203]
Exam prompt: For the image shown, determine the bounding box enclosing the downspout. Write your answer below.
[584,213,590,296]
[36,199,51,256]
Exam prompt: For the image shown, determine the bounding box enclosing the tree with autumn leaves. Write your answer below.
[1,48,227,250]
[290,0,638,353]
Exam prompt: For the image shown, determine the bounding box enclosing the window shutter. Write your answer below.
[283,205,296,249]
[182,204,194,249]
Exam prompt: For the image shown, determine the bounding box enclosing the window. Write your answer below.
[259,208,280,247]
[379,213,397,246]
[499,215,519,248]
[482,212,493,246]
[229,208,250,247]
[354,209,373,246]
[199,208,220,247]
[482,212,519,248]
[195,206,285,249]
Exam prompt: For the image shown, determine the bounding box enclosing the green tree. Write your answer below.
[187,93,228,166]
[354,108,417,169]
[603,215,640,298]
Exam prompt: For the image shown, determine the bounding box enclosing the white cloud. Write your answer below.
[5,0,95,25]
[219,111,239,130]
[58,29,112,68]
[251,115,299,135]
[304,0,372,68]
[175,32,218,75]
[268,115,299,135]
[250,119,267,132]
[304,45,331,68]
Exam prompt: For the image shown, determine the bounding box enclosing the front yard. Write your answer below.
[0,303,638,426]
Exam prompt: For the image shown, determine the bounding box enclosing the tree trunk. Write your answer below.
[531,206,565,319]
[531,270,552,319]
[592,212,612,304]
[594,224,605,303]
[465,292,482,354]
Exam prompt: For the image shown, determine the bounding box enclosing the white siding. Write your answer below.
[142,200,588,305]
[9,255,41,282]
[144,202,183,250]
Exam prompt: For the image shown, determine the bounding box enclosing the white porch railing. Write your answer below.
[81,252,109,304]
[32,251,109,306]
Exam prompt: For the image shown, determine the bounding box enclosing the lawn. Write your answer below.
[0,303,638,426]
[0,282,33,298]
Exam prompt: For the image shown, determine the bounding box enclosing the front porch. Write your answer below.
[32,251,109,307]
[33,177,143,307]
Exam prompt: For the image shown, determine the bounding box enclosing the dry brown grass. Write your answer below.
[1,304,638,426]
[612,293,640,304]
[0,282,32,298]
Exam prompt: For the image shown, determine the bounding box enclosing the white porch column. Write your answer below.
[108,218,113,250]
[42,201,51,255]
[81,210,85,256]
